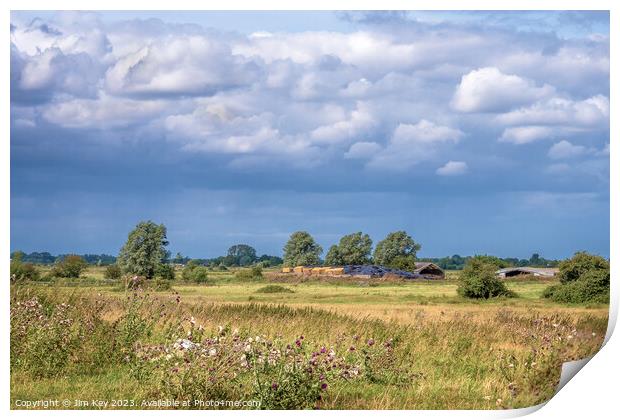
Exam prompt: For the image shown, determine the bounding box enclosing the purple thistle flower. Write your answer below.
[321,383,328,390]
[271,382,278,391]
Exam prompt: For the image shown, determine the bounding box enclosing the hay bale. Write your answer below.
[293,266,305,273]
[327,267,345,275]
[282,267,292,273]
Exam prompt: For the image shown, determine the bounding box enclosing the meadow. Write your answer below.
[10,266,609,410]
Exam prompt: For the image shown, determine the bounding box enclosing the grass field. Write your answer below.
[10,266,609,410]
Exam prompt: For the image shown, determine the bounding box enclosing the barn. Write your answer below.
[413,262,445,279]
[496,267,558,278]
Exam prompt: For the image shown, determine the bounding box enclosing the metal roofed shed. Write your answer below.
[496,267,558,278]
[414,262,446,279]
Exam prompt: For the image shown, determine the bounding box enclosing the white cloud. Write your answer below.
[436,161,468,176]
[498,126,554,144]
[495,95,609,127]
[42,93,167,128]
[392,120,464,144]
[451,67,554,113]
[367,120,463,170]
[310,102,376,144]
[105,35,258,98]
[548,140,588,160]
[344,142,382,159]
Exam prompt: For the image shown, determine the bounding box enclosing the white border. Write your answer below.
[2,1,617,419]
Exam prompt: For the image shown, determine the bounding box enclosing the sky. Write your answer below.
[10,10,610,259]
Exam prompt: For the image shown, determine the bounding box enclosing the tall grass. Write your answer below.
[10,285,607,409]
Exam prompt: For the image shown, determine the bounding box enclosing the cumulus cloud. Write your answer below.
[451,67,554,113]
[367,120,464,170]
[105,36,259,98]
[498,126,555,144]
[42,93,168,128]
[9,11,609,175]
[310,102,376,144]
[548,140,588,160]
[436,161,468,176]
[495,95,609,127]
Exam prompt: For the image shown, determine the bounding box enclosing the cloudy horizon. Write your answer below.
[10,11,610,259]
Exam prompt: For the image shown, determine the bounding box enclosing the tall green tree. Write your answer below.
[373,231,421,268]
[117,221,170,279]
[283,231,322,266]
[324,245,342,266]
[325,232,372,265]
[227,244,257,266]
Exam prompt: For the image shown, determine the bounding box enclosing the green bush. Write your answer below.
[256,285,294,294]
[10,256,40,283]
[104,264,122,280]
[182,263,209,284]
[156,263,176,281]
[543,252,610,304]
[457,257,515,299]
[154,278,172,291]
[51,255,88,278]
[557,251,609,284]
[235,266,264,282]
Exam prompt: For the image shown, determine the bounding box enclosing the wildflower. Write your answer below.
[320,346,327,354]
[295,339,302,347]
[271,382,278,391]
[209,348,217,356]
[321,383,328,390]
[367,338,375,346]
[349,346,356,352]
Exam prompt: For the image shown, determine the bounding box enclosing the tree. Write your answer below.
[324,245,343,266]
[283,231,322,266]
[457,256,514,299]
[117,221,170,279]
[51,255,88,278]
[325,232,372,266]
[227,244,257,266]
[257,254,284,267]
[373,231,421,268]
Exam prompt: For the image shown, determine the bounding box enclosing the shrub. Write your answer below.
[182,263,209,284]
[156,263,176,281]
[51,255,88,278]
[557,251,609,284]
[235,265,263,282]
[542,252,610,304]
[10,256,40,283]
[256,285,294,294]
[544,267,610,304]
[104,264,122,280]
[457,257,515,299]
[154,278,172,291]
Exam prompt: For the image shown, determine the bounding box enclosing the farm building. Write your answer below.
[496,267,558,278]
[413,262,445,279]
